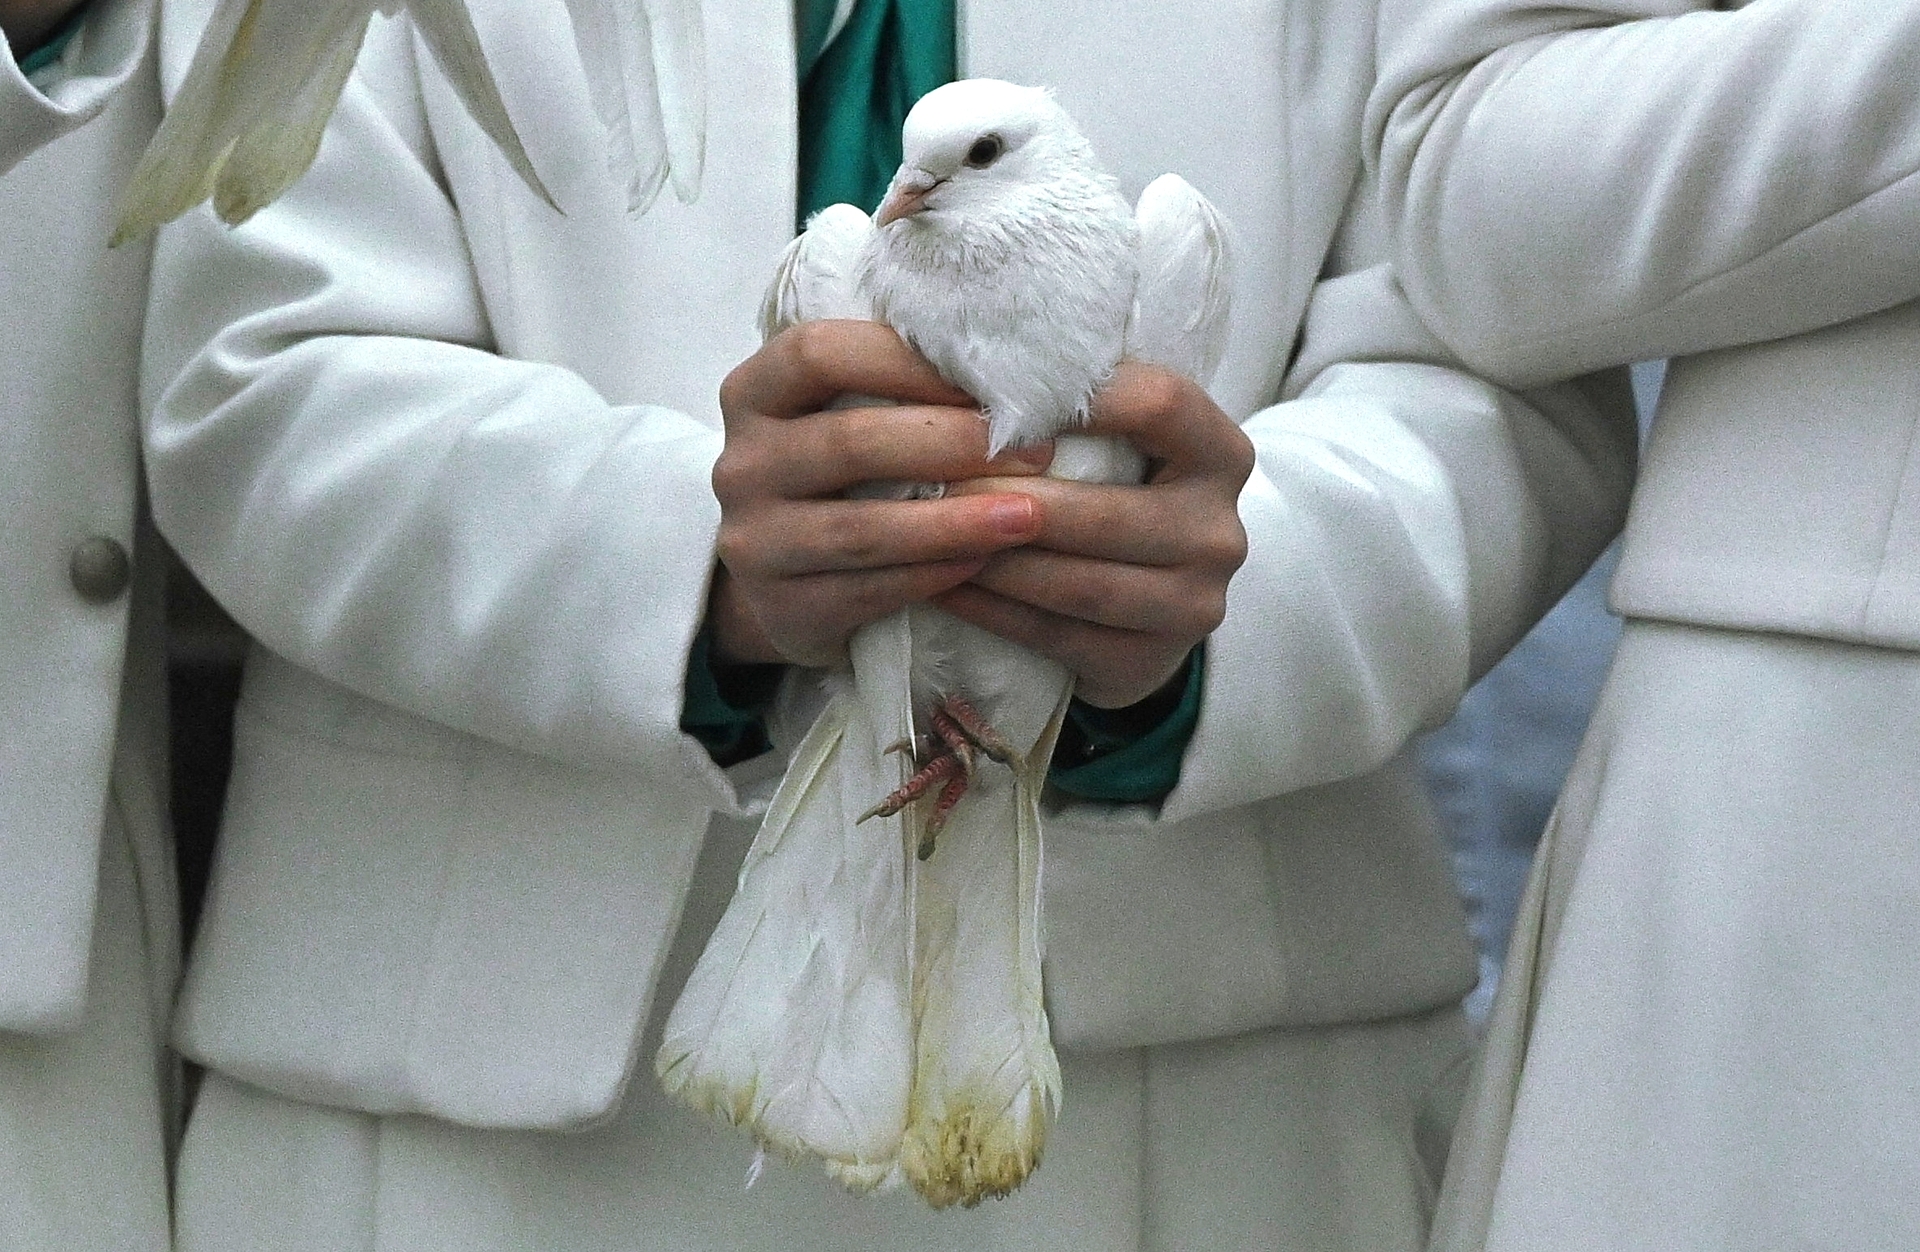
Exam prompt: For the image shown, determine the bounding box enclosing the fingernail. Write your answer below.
[1002,442,1055,472]
[988,496,1037,536]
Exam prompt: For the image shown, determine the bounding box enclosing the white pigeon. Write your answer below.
[657,79,1232,1209]
[113,0,704,244]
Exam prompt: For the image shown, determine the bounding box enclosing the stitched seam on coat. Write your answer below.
[1861,413,1920,632]
[104,789,155,994]
[1134,1043,1151,1247]
[397,751,479,1120]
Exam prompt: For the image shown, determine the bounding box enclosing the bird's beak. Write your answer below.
[876,168,943,227]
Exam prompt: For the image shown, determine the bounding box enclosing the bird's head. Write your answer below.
[874,80,1102,234]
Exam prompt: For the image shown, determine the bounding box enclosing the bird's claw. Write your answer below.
[919,775,969,860]
[859,751,965,825]
[883,734,935,764]
[936,694,1016,765]
[863,693,1018,860]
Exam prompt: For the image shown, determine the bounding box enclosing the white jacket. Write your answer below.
[0,0,174,1035]
[1370,0,1920,647]
[144,0,1636,1130]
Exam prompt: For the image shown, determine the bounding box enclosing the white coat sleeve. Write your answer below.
[140,16,727,784]
[0,0,149,171]
[1156,175,1638,826]
[1367,0,1920,387]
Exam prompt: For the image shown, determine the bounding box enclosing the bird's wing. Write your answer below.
[113,0,261,243]
[759,203,879,339]
[406,0,555,210]
[563,0,706,214]
[208,0,375,225]
[115,0,370,241]
[643,0,707,204]
[1125,173,1234,387]
[115,0,552,244]
[563,0,667,212]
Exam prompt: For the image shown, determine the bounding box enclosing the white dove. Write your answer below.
[113,0,704,244]
[656,79,1232,1208]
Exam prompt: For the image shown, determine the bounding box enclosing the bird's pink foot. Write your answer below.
[927,705,980,776]
[920,774,970,860]
[936,694,1016,764]
[861,693,1018,859]
[860,751,965,824]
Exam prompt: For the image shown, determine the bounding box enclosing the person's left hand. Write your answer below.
[939,361,1254,709]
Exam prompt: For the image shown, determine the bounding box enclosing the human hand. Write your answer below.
[938,361,1253,708]
[710,320,1053,668]
[2,0,83,54]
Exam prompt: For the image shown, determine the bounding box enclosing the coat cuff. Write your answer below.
[1049,646,1203,803]
[678,624,783,768]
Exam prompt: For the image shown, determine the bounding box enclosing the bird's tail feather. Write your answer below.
[887,607,1069,1207]
[656,617,918,1191]
[899,684,1068,1208]
[656,607,1071,1204]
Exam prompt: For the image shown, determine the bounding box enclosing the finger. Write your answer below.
[706,567,783,665]
[933,584,1186,708]
[948,475,1246,570]
[968,549,1225,637]
[721,320,972,421]
[775,559,992,661]
[720,493,1042,577]
[1084,360,1253,480]
[935,582,1136,663]
[754,405,1051,498]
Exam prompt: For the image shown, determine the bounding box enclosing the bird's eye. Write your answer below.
[964,135,1004,169]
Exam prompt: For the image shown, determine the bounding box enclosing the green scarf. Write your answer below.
[18,3,88,80]
[794,0,956,227]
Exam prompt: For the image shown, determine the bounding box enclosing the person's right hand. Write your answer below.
[709,320,1053,669]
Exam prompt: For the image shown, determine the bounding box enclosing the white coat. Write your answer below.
[1370,0,1920,1246]
[1,0,167,1036]
[145,0,1632,1161]
[1372,0,1920,649]
[0,2,178,1247]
